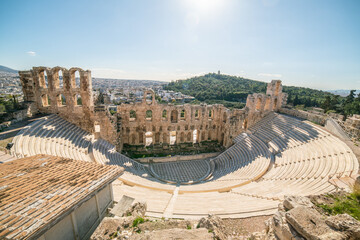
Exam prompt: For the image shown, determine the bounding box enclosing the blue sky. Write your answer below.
[0,0,359,90]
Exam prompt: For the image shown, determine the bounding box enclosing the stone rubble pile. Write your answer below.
[264,195,360,240]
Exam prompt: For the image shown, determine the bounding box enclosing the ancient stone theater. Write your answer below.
[11,66,359,219]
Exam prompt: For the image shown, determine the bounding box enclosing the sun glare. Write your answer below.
[182,0,226,15]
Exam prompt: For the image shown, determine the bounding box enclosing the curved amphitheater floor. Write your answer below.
[10,112,359,219]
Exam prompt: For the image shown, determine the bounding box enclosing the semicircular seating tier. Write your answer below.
[11,114,93,162]
[10,113,359,219]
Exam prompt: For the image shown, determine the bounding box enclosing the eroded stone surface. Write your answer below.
[283,195,314,211]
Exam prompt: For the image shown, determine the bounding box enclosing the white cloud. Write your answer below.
[258,73,282,78]
[27,51,36,56]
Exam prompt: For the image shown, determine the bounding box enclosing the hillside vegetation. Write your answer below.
[164,73,335,109]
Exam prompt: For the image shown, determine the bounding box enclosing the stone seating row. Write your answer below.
[11,115,92,162]
[231,125,359,200]
[177,135,271,192]
[249,113,304,143]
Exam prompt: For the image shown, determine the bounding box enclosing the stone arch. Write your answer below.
[186,132,191,142]
[208,131,212,140]
[69,68,82,88]
[201,131,205,142]
[162,109,167,119]
[180,109,186,119]
[195,109,199,118]
[208,109,213,118]
[146,110,152,120]
[75,94,82,106]
[180,132,185,142]
[143,90,155,104]
[130,110,136,119]
[223,112,227,123]
[170,131,176,145]
[56,94,66,106]
[145,131,153,146]
[41,94,49,107]
[220,133,225,145]
[39,69,48,88]
[52,67,65,89]
[193,129,198,143]
[171,110,178,123]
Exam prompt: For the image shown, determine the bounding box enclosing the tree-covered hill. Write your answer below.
[164,73,336,109]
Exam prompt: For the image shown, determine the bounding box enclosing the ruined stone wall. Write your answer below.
[343,115,360,140]
[18,66,117,144]
[278,107,327,125]
[118,80,287,150]
[117,90,233,148]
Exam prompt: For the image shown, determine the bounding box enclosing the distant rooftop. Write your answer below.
[0,155,123,239]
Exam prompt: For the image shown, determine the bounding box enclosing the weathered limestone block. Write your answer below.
[198,214,227,240]
[266,210,304,240]
[283,195,314,211]
[285,206,345,240]
[325,214,360,240]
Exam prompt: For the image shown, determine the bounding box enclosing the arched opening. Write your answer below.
[274,98,278,108]
[256,98,262,110]
[242,119,248,129]
[187,132,191,142]
[193,130,198,143]
[75,94,82,106]
[155,132,160,143]
[145,131,153,146]
[180,132,185,143]
[39,70,48,88]
[56,94,66,106]
[223,112,227,123]
[146,110,152,120]
[61,94,66,106]
[74,71,80,88]
[208,131,212,140]
[162,110,167,119]
[41,94,49,106]
[221,133,225,145]
[130,110,136,120]
[57,70,63,88]
[208,109,213,119]
[145,92,153,104]
[201,131,205,142]
[130,134,136,145]
[195,109,199,118]
[170,131,176,145]
[180,109,186,119]
[171,110,178,123]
